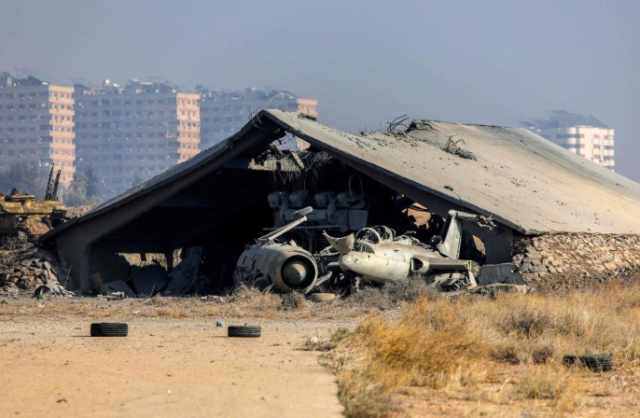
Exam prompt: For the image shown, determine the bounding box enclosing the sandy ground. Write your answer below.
[1,315,352,418]
[4,295,640,418]
[390,366,640,418]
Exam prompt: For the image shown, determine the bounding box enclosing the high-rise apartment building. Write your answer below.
[198,88,317,149]
[0,73,75,187]
[522,111,615,170]
[74,80,200,196]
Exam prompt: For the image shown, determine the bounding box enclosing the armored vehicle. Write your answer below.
[0,190,66,240]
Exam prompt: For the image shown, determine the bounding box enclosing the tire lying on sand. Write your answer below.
[90,323,129,337]
[563,354,612,372]
[228,325,261,338]
[308,293,336,303]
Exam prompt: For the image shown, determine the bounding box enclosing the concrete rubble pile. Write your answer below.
[513,234,640,288]
[0,246,71,295]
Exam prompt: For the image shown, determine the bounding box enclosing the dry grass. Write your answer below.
[0,278,436,321]
[320,280,640,418]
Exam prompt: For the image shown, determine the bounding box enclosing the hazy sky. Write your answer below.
[2,0,639,179]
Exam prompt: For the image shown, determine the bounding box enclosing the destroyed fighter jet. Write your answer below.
[234,207,322,294]
[234,208,525,295]
[324,210,525,292]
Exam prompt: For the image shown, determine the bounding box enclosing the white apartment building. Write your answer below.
[523,111,615,171]
[534,126,615,170]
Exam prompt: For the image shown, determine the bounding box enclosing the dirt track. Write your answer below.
[1,317,349,418]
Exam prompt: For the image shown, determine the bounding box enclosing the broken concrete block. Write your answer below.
[33,284,74,299]
[2,284,18,294]
[130,264,168,296]
[40,270,52,283]
[33,252,46,260]
[103,280,136,298]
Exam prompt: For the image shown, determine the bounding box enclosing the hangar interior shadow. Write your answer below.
[89,143,489,295]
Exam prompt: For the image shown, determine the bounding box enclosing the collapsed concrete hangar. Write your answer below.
[42,110,640,293]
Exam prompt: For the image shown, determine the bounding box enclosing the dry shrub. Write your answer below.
[144,306,190,318]
[229,284,282,313]
[514,364,583,414]
[303,327,349,351]
[344,287,393,310]
[327,298,488,417]
[356,301,488,389]
[324,280,640,417]
[384,276,438,305]
[486,283,640,363]
[343,277,438,310]
[281,292,306,310]
[515,364,571,400]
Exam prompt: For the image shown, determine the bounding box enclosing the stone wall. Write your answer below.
[513,233,640,288]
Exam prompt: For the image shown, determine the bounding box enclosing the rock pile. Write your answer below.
[513,233,640,288]
[0,247,70,294]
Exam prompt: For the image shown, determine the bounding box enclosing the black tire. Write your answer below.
[90,323,129,337]
[228,325,261,338]
[563,354,612,372]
